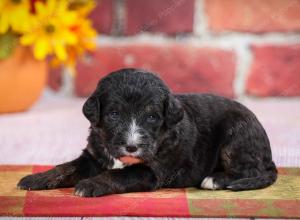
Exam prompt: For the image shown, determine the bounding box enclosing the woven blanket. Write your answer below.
[0,165,299,218]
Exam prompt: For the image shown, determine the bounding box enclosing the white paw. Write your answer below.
[201,177,220,190]
[74,189,85,197]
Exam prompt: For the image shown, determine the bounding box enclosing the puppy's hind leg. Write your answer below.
[200,172,243,190]
[226,163,277,191]
[200,169,276,191]
[201,149,277,191]
[201,110,277,191]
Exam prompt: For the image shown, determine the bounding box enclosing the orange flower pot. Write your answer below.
[0,46,48,113]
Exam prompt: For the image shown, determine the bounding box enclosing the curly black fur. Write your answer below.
[18,68,277,197]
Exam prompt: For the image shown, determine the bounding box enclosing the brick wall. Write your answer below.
[49,0,300,98]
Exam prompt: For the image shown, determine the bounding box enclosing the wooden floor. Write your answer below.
[1,91,299,219]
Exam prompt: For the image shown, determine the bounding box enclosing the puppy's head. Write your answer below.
[83,68,183,162]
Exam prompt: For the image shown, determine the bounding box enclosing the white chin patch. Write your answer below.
[201,177,220,190]
[126,119,142,146]
[111,158,125,169]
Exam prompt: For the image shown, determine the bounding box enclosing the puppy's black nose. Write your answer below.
[126,145,138,153]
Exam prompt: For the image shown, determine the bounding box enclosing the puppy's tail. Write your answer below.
[227,163,277,191]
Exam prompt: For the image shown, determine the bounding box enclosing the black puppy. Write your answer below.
[18,68,277,197]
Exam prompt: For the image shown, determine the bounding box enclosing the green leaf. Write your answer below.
[0,32,18,60]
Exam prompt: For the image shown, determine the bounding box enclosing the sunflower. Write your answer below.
[20,0,78,61]
[51,0,97,67]
[64,17,97,67]
[68,0,96,17]
[0,0,31,33]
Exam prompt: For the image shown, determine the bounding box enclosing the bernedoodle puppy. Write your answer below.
[18,68,277,197]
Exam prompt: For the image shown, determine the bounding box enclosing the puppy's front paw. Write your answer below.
[74,179,111,197]
[17,170,63,190]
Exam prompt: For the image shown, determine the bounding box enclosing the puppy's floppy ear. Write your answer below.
[82,95,100,123]
[165,95,184,127]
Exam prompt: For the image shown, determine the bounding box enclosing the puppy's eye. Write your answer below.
[109,111,120,120]
[146,114,157,123]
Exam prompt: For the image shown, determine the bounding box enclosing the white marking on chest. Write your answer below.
[201,177,220,190]
[126,118,142,146]
[111,158,125,169]
[88,146,125,170]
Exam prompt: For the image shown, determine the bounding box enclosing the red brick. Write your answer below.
[75,44,236,97]
[246,45,300,96]
[125,0,195,35]
[89,0,114,34]
[205,0,300,33]
[47,65,63,91]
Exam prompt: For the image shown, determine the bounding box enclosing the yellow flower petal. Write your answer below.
[61,12,77,25]
[34,38,50,60]
[35,2,46,15]
[48,0,57,13]
[76,1,96,17]
[20,34,36,45]
[61,30,77,44]
[0,13,9,33]
[0,0,31,33]
[54,43,67,61]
